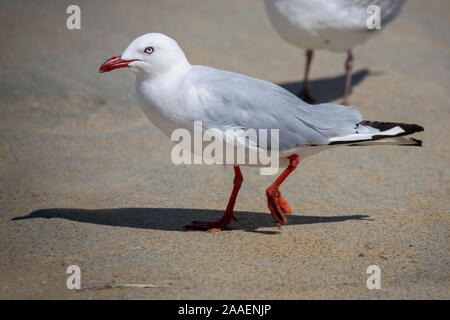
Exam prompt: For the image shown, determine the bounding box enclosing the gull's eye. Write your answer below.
[144,46,154,54]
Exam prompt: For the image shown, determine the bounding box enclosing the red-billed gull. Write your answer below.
[99,33,422,232]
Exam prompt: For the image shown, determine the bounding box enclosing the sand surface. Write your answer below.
[0,0,449,299]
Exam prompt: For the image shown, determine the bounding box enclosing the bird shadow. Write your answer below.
[277,69,376,103]
[12,208,371,234]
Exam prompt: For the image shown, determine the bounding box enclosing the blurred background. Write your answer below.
[0,0,449,299]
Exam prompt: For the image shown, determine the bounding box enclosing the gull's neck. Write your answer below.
[134,59,193,139]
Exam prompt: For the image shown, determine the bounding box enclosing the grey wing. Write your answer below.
[189,67,363,149]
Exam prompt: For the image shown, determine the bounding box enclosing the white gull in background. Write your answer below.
[99,33,422,232]
[264,0,406,105]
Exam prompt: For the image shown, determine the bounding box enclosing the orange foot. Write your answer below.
[266,188,292,227]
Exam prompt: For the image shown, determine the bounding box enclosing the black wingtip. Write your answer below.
[397,138,422,147]
[360,121,424,135]
[410,138,422,146]
[409,124,424,134]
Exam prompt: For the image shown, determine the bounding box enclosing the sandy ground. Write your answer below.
[0,0,449,299]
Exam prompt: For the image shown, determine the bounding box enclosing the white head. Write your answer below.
[99,33,190,77]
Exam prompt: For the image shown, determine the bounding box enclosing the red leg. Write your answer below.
[298,49,317,104]
[343,50,353,106]
[266,155,300,227]
[185,166,243,232]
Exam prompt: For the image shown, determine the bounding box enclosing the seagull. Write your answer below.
[99,33,423,232]
[263,0,406,105]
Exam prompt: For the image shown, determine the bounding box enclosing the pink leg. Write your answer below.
[266,155,300,227]
[298,49,317,104]
[185,166,243,232]
[343,50,353,106]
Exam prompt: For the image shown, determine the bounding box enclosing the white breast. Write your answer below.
[135,72,195,140]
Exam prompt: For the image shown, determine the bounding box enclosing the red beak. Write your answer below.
[98,56,136,73]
